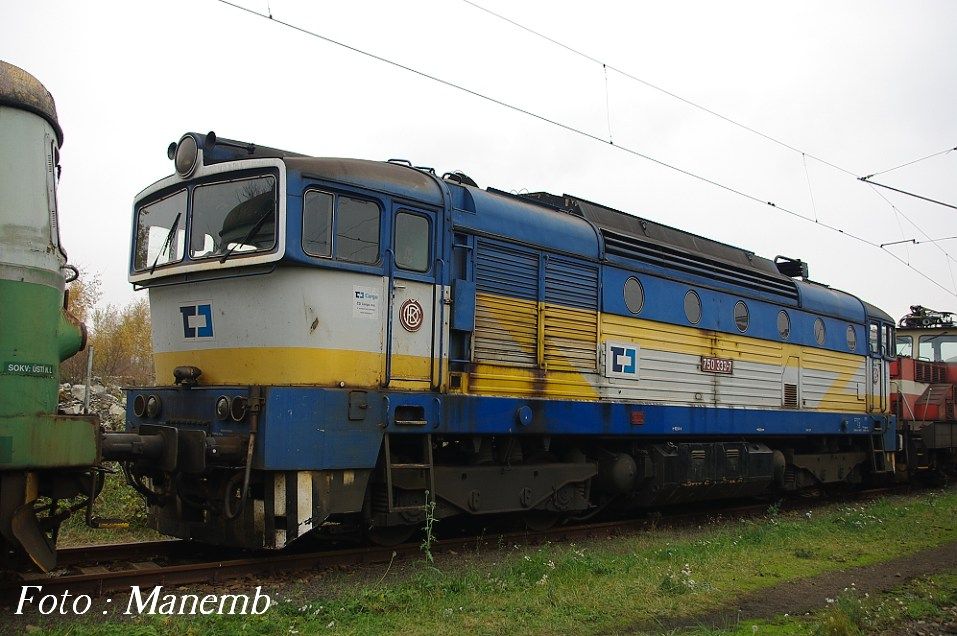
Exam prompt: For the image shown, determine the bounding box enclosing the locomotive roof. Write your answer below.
[563,193,784,276]
[569,194,885,322]
[482,188,878,322]
[285,157,444,206]
[177,133,446,207]
[160,132,892,323]
[860,299,893,323]
[0,60,62,144]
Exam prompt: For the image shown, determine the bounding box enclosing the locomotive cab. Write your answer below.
[119,133,451,547]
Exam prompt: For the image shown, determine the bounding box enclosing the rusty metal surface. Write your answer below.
[0,60,62,143]
[55,539,187,567]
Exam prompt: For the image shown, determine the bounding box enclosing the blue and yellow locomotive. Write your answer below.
[120,132,897,548]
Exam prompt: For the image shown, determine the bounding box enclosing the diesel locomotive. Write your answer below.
[117,131,899,549]
[0,61,99,571]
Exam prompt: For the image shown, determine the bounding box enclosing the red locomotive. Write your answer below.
[891,305,957,478]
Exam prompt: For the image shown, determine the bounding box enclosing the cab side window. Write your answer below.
[336,197,380,264]
[302,191,333,257]
[869,323,880,355]
[302,190,381,264]
[394,211,431,272]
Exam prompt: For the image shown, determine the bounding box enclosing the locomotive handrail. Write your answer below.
[383,248,396,387]
[434,257,446,392]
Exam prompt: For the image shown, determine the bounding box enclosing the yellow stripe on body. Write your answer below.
[470,293,599,399]
[155,348,430,387]
[604,313,867,412]
[156,291,869,415]
[468,365,600,399]
[800,347,867,412]
[469,294,868,411]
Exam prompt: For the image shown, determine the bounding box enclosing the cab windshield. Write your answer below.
[132,174,277,272]
[918,333,957,362]
[133,189,187,271]
[896,335,913,357]
[189,175,277,260]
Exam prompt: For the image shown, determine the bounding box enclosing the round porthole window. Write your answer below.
[684,290,702,325]
[777,311,790,340]
[623,277,644,314]
[733,301,749,332]
[846,325,857,351]
[814,318,826,345]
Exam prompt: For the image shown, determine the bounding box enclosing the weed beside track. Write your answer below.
[8,488,956,635]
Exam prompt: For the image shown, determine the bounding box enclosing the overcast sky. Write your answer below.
[3,0,956,321]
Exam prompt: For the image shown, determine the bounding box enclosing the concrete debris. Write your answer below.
[58,380,127,431]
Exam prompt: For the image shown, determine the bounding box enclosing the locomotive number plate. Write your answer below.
[700,356,733,374]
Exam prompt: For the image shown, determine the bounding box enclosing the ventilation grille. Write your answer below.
[601,229,798,300]
[783,383,799,408]
[544,254,598,371]
[725,447,740,472]
[915,361,946,384]
[473,238,538,366]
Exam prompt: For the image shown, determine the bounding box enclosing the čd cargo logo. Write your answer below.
[605,342,639,380]
[179,302,214,339]
[399,299,424,332]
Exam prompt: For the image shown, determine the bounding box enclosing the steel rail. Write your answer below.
[1,485,910,600]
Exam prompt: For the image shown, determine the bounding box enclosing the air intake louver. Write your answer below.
[783,384,799,408]
[601,229,799,300]
[915,361,945,384]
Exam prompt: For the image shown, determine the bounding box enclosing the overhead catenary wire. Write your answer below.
[212,0,956,298]
[881,236,957,248]
[868,185,955,261]
[867,185,957,294]
[459,0,860,178]
[801,154,818,223]
[458,0,957,272]
[603,64,613,144]
[862,145,957,180]
[209,2,800,214]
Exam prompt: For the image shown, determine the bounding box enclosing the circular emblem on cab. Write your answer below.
[399,299,424,332]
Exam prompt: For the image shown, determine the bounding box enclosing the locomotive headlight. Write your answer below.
[173,134,199,177]
[230,396,248,422]
[145,394,162,419]
[215,396,230,421]
[132,394,147,418]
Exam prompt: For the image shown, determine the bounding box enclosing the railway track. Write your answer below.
[0,486,911,601]
[56,540,188,567]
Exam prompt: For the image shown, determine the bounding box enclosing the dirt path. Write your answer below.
[634,541,957,634]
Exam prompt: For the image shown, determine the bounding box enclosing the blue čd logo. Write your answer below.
[180,303,214,338]
[610,345,637,374]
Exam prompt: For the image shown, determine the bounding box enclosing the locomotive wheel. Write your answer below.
[365,524,417,547]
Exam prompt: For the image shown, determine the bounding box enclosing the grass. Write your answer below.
[685,573,957,635]
[17,489,957,635]
[58,466,162,546]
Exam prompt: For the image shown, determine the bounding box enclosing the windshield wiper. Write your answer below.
[219,208,273,263]
[149,212,182,274]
